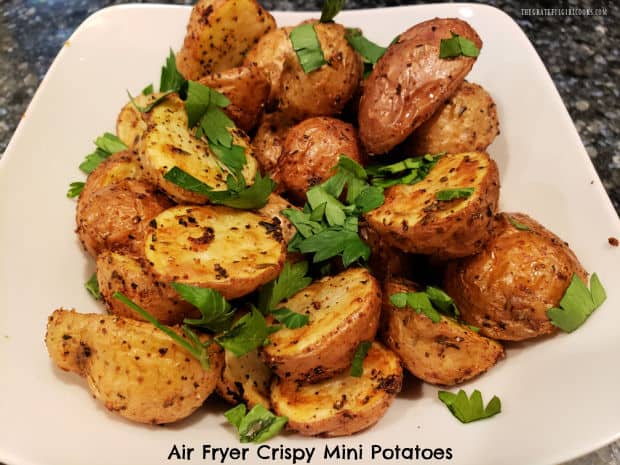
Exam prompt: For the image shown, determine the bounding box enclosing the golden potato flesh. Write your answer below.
[444,213,588,341]
[271,342,402,437]
[382,279,504,386]
[79,150,142,205]
[262,268,382,383]
[277,116,364,203]
[365,152,499,258]
[405,81,500,155]
[144,205,286,300]
[97,251,196,325]
[76,179,173,258]
[176,0,276,81]
[45,309,223,424]
[217,349,272,409]
[359,18,482,155]
[256,193,298,244]
[116,93,164,148]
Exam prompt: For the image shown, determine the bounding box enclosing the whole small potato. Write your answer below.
[277,116,364,203]
[359,18,482,155]
[76,179,173,258]
[251,111,295,176]
[444,213,588,341]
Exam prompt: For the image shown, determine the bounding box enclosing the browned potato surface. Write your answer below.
[116,93,164,148]
[365,152,499,258]
[405,81,500,155]
[359,18,482,154]
[176,0,276,80]
[198,65,270,132]
[144,205,286,300]
[262,268,381,383]
[46,309,223,424]
[97,251,196,325]
[217,349,272,409]
[257,193,298,244]
[382,279,504,386]
[76,179,173,258]
[79,150,142,203]
[359,220,412,281]
[251,111,295,176]
[444,213,588,341]
[277,116,364,203]
[271,342,402,436]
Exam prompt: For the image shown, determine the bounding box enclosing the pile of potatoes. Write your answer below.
[46,0,588,437]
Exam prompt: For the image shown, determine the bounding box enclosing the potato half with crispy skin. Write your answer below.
[116,93,164,148]
[271,342,402,437]
[444,213,588,341]
[382,279,504,386]
[277,116,364,203]
[359,220,412,282]
[262,268,381,383]
[366,152,499,258]
[144,205,286,300]
[45,309,223,424]
[76,179,173,258]
[97,251,196,325]
[176,0,276,81]
[78,150,142,205]
[405,81,500,155]
[257,193,298,244]
[216,349,272,409]
[251,111,295,176]
[359,18,482,155]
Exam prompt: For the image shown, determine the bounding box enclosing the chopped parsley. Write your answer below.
[85,273,100,300]
[366,153,443,189]
[290,24,326,73]
[159,48,187,94]
[438,389,501,423]
[439,33,480,59]
[225,404,288,443]
[79,133,127,174]
[172,283,235,333]
[345,28,386,77]
[215,308,272,357]
[66,181,84,199]
[435,187,474,201]
[320,0,345,22]
[350,341,372,377]
[390,285,460,323]
[507,215,531,231]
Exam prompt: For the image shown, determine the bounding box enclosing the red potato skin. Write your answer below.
[358,18,482,155]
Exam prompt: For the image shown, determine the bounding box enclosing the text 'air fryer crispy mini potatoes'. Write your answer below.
[365,151,500,258]
[382,279,504,386]
[144,205,286,300]
[444,213,588,341]
[46,309,223,424]
[263,268,381,383]
[358,18,482,155]
[271,342,402,437]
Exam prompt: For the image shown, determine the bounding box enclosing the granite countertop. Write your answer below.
[0,1,618,464]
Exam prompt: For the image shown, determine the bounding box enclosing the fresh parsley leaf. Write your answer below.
[215,308,271,357]
[320,0,345,22]
[390,291,441,323]
[209,141,246,175]
[439,33,480,59]
[438,389,501,423]
[345,28,386,65]
[141,84,154,95]
[257,261,312,314]
[507,215,531,231]
[160,49,186,93]
[546,273,607,332]
[282,209,324,238]
[225,404,288,443]
[426,286,459,318]
[354,185,385,213]
[67,181,84,199]
[290,24,326,73]
[436,187,474,201]
[85,273,100,300]
[468,325,481,333]
[366,153,443,189]
[350,341,371,377]
[79,133,128,174]
[270,308,309,329]
[126,90,174,113]
[171,283,234,333]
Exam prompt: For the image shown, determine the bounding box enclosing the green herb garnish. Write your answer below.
[171,283,235,333]
[141,84,154,95]
[435,187,474,201]
[290,24,326,73]
[366,153,443,189]
[439,33,480,59]
[438,389,501,423]
[79,133,127,174]
[390,285,460,323]
[350,341,372,377]
[85,273,100,300]
[258,261,312,313]
[270,308,309,329]
[225,404,288,443]
[126,90,174,113]
[66,181,84,199]
[159,49,187,94]
[215,308,272,357]
[345,28,386,77]
[546,273,606,332]
[320,0,345,22]
[507,215,531,231]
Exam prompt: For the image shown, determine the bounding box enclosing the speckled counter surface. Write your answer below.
[0,1,618,465]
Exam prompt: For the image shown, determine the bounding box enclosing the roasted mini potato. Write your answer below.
[116,93,163,148]
[359,18,482,154]
[78,150,142,203]
[359,220,412,281]
[176,0,276,80]
[46,309,223,424]
[97,251,196,325]
[405,81,500,155]
[276,116,364,203]
[365,151,499,258]
[262,268,381,383]
[271,342,402,436]
[251,111,295,176]
[382,279,504,386]
[217,349,271,409]
[198,65,270,133]
[444,213,588,341]
[137,94,259,204]
[76,179,173,258]
[257,193,298,244]
[145,205,286,300]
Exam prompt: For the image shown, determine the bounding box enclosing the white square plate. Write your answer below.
[1,4,619,465]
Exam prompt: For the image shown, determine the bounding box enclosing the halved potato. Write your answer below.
[137,94,258,204]
[46,309,223,424]
[382,279,504,386]
[79,150,142,205]
[97,251,196,325]
[216,349,272,409]
[359,220,412,281]
[116,93,165,147]
[262,268,381,383]
[176,0,276,80]
[271,342,402,436]
[365,151,500,258]
[257,193,298,244]
[144,205,286,300]
[251,111,295,176]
